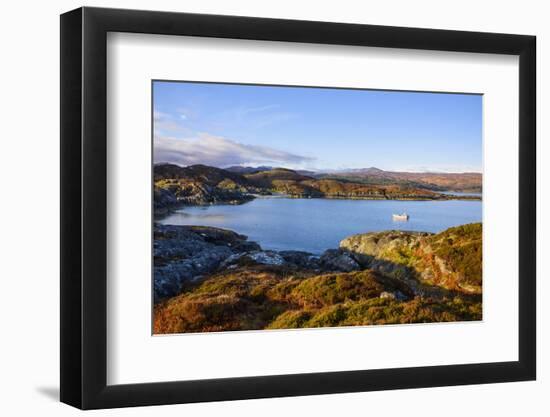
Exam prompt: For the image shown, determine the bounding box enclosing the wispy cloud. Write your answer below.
[238,104,280,115]
[213,104,297,130]
[154,133,315,168]
[154,111,193,136]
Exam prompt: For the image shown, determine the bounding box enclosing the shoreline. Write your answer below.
[154,191,482,220]
[153,221,483,297]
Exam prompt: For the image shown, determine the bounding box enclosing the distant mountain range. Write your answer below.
[225,165,317,177]
[225,165,482,192]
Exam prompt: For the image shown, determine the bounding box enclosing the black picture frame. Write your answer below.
[60,6,536,410]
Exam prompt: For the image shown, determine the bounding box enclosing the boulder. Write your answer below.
[247,251,286,265]
[320,249,361,272]
[379,290,408,301]
[278,250,320,269]
[220,250,286,267]
[154,245,233,300]
[379,291,396,300]
[339,230,430,267]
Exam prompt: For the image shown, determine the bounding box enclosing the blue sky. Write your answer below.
[153,81,482,173]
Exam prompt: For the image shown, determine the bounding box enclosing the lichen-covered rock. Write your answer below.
[340,230,430,266]
[246,251,286,265]
[154,224,259,301]
[278,250,321,269]
[320,249,361,272]
[220,250,286,267]
[154,246,233,300]
[339,224,482,294]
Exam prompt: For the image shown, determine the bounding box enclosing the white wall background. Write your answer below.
[0,0,546,415]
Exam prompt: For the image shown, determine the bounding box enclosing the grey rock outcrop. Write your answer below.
[154,224,258,301]
[279,251,321,269]
[320,249,361,272]
[339,230,430,267]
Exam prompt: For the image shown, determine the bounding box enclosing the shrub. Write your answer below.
[267,310,313,329]
[289,270,386,308]
[430,223,482,287]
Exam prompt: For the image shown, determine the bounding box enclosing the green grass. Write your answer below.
[268,296,482,329]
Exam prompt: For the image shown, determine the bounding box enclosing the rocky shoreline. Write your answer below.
[154,222,482,303]
[154,223,360,302]
[153,222,482,333]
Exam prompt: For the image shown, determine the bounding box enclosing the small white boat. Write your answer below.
[392,213,409,221]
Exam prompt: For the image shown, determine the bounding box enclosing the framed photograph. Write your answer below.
[60,6,536,409]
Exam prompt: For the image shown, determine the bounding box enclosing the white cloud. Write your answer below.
[180,114,187,120]
[154,133,315,168]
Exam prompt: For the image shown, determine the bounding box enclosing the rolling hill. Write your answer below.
[153,163,480,214]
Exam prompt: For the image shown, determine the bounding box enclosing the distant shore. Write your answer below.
[154,191,481,220]
[153,163,482,216]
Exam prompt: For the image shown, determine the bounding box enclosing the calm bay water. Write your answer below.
[159,197,482,254]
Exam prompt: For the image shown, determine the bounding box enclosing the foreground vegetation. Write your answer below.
[340,223,483,293]
[154,223,482,334]
[154,266,481,334]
